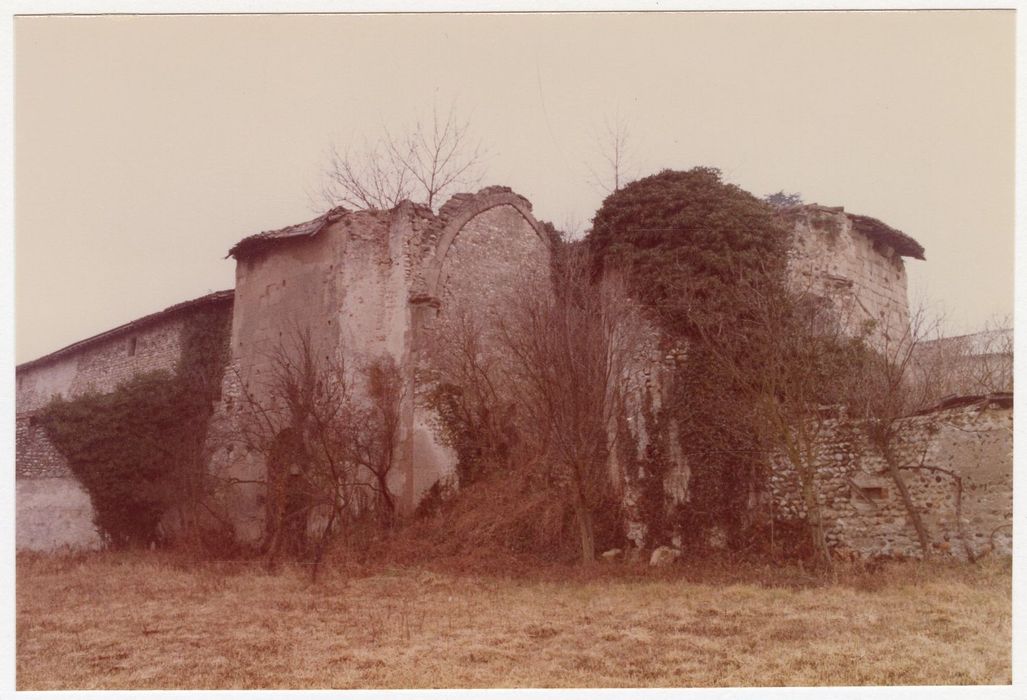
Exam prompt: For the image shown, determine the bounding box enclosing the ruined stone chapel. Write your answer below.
[15,186,1012,558]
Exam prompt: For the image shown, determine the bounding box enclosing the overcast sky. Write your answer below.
[14,11,1014,363]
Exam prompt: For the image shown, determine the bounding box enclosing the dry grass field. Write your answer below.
[17,551,1011,689]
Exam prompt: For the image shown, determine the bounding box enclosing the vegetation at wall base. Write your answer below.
[40,310,230,548]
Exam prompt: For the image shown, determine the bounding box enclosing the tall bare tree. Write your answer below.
[585,112,635,195]
[498,251,643,564]
[318,103,485,211]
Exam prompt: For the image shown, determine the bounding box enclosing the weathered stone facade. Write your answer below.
[770,394,1013,559]
[15,186,1010,560]
[784,204,924,346]
[209,187,551,542]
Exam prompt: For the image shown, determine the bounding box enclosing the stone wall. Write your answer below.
[15,414,71,479]
[15,292,234,550]
[769,395,1012,559]
[786,205,914,346]
[215,188,552,541]
[17,318,185,415]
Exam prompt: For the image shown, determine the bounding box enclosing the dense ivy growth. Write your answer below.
[588,168,793,547]
[589,167,791,337]
[40,309,230,548]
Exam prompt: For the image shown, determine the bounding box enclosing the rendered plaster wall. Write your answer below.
[215,208,415,539]
[16,477,104,551]
[770,398,1013,559]
[787,206,911,344]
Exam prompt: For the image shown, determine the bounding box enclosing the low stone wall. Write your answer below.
[770,395,1012,559]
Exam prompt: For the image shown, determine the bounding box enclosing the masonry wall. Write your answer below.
[769,397,1013,559]
[787,206,911,345]
[16,316,188,415]
[15,300,232,550]
[414,203,552,499]
[214,208,415,541]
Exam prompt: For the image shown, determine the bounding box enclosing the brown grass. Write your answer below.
[16,551,1011,689]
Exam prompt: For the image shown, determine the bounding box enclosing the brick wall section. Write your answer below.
[770,396,1012,559]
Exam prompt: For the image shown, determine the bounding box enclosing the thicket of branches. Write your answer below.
[418,246,643,564]
[228,331,403,577]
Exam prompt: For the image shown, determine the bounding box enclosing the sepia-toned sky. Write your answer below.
[14,10,1014,363]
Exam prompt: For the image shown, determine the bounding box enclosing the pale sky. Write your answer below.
[14,11,1014,363]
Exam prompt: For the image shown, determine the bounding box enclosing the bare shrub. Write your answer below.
[230,329,403,578]
[497,249,645,564]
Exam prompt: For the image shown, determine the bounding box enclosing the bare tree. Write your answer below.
[910,316,1013,405]
[844,307,942,558]
[848,310,1012,561]
[229,329,403,578]
[318,103,486,211]
[585,112,635,195]
[424,308,521,486]
[498,251,643,564]
[693,273,867,566]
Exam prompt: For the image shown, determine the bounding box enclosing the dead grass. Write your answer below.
[16,551,1011,689]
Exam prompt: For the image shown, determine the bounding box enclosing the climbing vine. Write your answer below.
[40,309,231,548]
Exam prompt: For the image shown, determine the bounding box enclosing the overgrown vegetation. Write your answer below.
[229,329,405,577]
[40,309,231,548]
[588,167,798,551]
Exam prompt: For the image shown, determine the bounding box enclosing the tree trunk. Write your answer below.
[572,494,596,565]
[800,469,831,566]
[882,446,931,558]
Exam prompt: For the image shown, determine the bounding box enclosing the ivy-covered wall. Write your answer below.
[15,293,233,550]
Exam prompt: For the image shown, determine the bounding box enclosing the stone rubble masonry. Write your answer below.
[769,395,1013,559]
[211,187,552,542]
[15,292,233,549]
[16,186,1010,561]
[785,205,913,346]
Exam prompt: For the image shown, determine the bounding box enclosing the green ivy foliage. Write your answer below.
[589,167,791,337]
[588,168,793,547]
[40,309,230,548]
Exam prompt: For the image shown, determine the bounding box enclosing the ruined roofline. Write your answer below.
[789,203,926,261]
[227,206,351,260]
[16,290,235,374]
[227,186,535,260]
[910,391,1013,417]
